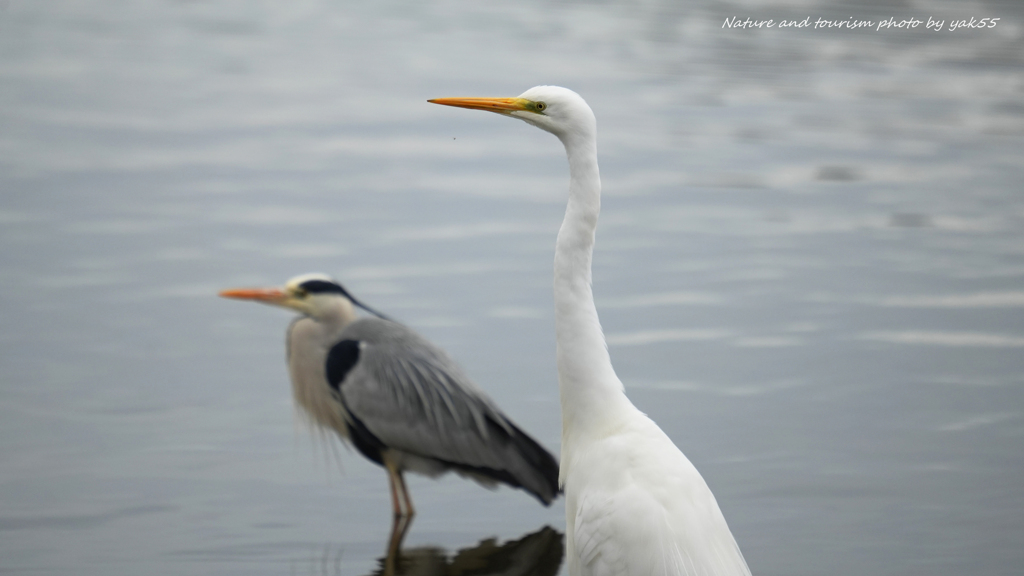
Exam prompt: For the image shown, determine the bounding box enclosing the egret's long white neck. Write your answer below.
[554,129,628,454]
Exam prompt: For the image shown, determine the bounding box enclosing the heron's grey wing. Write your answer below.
[326,319,559,505]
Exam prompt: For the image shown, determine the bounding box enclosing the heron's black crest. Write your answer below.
[326,339,361,391]
[299,279,351,297]
[299,278,391,321]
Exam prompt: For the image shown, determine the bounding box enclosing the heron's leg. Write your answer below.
[384,513,411,576]
[396,470,416,517]
[383,464,413,576]
[384,461,405,518]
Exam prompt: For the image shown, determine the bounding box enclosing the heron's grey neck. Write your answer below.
[316,296,359,330]
[287,299,357,361]
[286,315,350,438]
[554,130,629,442]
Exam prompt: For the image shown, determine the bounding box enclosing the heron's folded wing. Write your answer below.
[331,322,559,503]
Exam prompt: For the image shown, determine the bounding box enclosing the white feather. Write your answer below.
[432,85,752,575]
[492,86,752,576]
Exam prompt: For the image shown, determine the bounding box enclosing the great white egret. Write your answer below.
[430,87,752,576]
[219,273,560,519]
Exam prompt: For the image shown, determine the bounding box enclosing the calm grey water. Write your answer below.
[2,1,1023,574]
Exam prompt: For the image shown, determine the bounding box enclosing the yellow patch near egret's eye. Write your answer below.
[533,101,547,113]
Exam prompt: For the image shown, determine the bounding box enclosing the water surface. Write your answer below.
[1,1,1022,574]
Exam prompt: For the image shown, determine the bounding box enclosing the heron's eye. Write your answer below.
[535,102,547,112]
[293,289,308,298]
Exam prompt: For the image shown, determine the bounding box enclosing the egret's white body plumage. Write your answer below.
[432,86,751,576]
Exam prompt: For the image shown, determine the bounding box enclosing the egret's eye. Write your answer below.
[535,101,547,112]
[292,288,308,298]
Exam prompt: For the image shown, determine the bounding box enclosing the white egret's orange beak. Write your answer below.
[219,287,288,305]
[428,96,532,114]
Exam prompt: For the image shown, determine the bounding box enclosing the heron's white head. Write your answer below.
[429,85,596,144]
[219,273,363,323]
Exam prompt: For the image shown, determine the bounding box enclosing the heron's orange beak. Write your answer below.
[427,96,531,114]
[219,287,288,305]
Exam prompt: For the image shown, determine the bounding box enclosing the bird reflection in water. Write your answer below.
[297,524,564,576]
[379,523,563,576]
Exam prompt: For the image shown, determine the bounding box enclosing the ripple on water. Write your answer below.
[856,330,1024,348]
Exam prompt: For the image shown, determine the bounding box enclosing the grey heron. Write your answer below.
[430,87,752,575]
[220,273,560,519]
